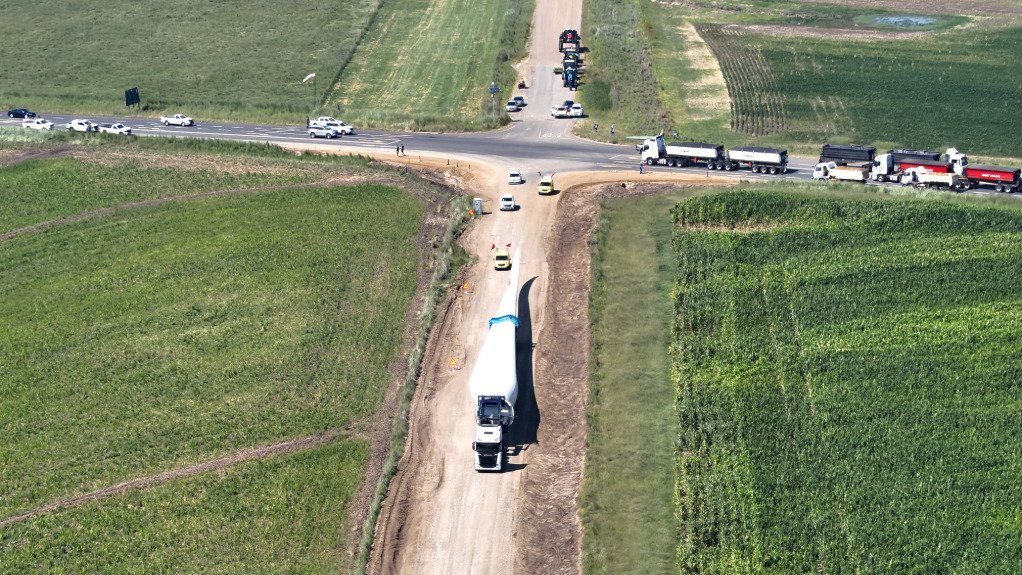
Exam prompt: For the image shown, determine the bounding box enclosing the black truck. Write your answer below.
[819,143,877,166]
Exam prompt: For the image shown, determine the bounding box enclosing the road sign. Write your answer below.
[488,83,501,95]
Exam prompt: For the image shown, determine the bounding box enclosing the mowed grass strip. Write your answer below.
[0,156,322,234]
[0,440,368,574]
[671,189,1022,573]
[0,0,379,122]
[0,184,423,518]
[582,193,689,574]
[332,0,527,130]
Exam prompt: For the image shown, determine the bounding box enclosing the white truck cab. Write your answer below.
[473,425,504,471]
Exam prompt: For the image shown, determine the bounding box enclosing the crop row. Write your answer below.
[696,25,785,137]
[669,190,1022,573]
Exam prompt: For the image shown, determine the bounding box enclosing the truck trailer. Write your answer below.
[871,148,965,182]
[900,167,964,190]
[960,164,1022,193]
[819,143,876,166]
[467,250,521,471]
[727,146,788,174]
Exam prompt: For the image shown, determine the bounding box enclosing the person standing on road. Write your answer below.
[396,143,401,156]
[400,144,405,156]
[306,117,310,128]
[639,162,644,174]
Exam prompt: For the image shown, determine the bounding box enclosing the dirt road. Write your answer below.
[366,0,733,572]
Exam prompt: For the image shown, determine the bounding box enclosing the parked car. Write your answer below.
[493,248,512,270]
[507,171,524,185]
[322,120,355,135]
[569,103,585,117]
[7,108,36,119]
[512,96,526,108]
[505,100,519,112]
[499,195,516,211]
[65,119,98,132]
[22,118,54,130]
[98,123,132,135]
[538,175,554,195]
[308,126,339,139]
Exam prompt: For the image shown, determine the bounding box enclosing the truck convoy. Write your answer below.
[811,144,1021,192]
[638,135,788,173]
[468,250,521,471]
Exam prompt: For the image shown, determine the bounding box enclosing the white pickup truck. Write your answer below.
[98,123,132,135]
[550,105,570,118]
[160,114,194,126]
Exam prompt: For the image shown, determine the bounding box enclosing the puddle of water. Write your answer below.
[874,15,937,27]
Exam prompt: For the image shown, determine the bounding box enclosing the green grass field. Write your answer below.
[1,441,368,573]
[583,0,1021,158]
[0,0,380,123]
[0,181,423,519]
[668,188,1022,573]
[582,192,692,574]
[328,0,533,131]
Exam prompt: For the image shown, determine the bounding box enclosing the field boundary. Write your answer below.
[0,429,353,528]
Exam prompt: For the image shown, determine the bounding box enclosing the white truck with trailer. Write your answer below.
[900,167,965,191]
[638,135,786,173]
[468,250,521,471]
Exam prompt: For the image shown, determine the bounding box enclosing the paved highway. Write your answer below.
[3,112,1014,199]
[2,111,822,182]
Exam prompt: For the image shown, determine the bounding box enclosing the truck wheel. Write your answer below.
[876,174,887,183]
[752,165,760,173]
[725,163,734,171]
[646,158,656,166]
[995,184,1006,193]
[163,121,169,126]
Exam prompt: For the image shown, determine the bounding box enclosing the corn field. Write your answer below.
[670,190,1022,574]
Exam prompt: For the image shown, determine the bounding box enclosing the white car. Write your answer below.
[499,195,517,211]
[22,118,54,130]
[98,123,132,135]
[309,116,355,135]
[550,105,570,118]
[65,119,98,132]
[569,103,585,117]
[308,126,339,139]
[505,100,519,112]
[160,114,194,126]
[507,171,524,185]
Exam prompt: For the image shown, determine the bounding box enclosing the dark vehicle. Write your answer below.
[819,143,876,166]
[7,108,36,118]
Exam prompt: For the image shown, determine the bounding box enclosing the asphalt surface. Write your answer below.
[3,112,1016,199]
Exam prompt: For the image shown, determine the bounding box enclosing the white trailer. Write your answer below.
[468,250,521,471]
[727,146,788,174]
[813,161,868,182]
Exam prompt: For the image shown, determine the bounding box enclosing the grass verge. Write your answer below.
[582,192,691,574]
[0,440,368,573]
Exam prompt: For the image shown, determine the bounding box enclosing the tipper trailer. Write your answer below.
[819,143,876,166]
[638,136,787,173]
[468,250,521,471]
[961,164,1022,193]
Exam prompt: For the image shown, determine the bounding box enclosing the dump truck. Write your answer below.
[639,135,727,168]
[468,250,521,471]
[813,161,869,182]
[870,148,962,182]
[819,143,876,166]
[559,29,580,53]
[900,167,964,190]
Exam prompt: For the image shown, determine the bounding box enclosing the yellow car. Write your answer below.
[493,248,511,270]
[538,175,554,195]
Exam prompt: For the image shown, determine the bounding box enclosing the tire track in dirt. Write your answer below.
[0,428,353,529]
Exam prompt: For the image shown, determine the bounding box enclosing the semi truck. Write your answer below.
[638,136,787,173]
[870,148,963,182]
[813,161,869,182]
[468,250,521,471]
[819,143,876,166]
